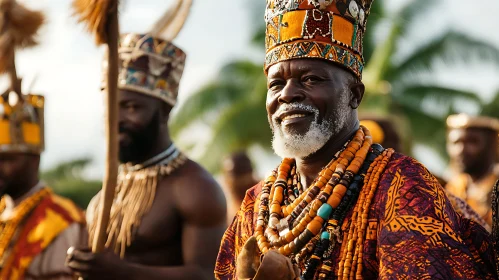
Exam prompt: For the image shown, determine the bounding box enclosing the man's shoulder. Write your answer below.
[377,152,445,203]
[381,152,437,184]
[169,158,227,226]
[167,158,220,189]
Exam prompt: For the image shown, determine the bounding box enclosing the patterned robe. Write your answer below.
[215,153,497,279]
[0,189,86,280]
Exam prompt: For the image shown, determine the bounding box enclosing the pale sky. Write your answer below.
[5,0,499,178]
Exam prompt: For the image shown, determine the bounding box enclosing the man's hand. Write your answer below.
[66,247,128,280]
[236,237,300,280]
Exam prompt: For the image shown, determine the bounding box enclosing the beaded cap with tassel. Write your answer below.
[0,0,45,154]
[105,0,192,106]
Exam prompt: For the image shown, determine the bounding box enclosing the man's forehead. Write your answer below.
[267,59,335,77]
[119,90,155,104]
[448,128,488,141]
[0,152,27,160]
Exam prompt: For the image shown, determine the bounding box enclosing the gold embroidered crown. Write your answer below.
[265,0,374,78]
[102,0,192,106]
[0,93,45,154]
[0,0,45,154]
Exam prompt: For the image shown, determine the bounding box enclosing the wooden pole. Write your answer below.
[92,4,119,253]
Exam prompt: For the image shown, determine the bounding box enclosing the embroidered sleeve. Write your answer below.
[377,157,496,279]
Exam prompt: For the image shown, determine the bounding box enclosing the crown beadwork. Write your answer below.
[265,0,374,78]
[113,33,186,106]
[0,93,45,154]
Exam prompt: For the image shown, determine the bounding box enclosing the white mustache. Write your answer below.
[273,104,318,122]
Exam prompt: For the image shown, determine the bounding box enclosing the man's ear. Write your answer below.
[349,81,365,109]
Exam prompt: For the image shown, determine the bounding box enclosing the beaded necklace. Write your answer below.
[255,126,394,279]
[0,188,51,263]
[88,145,187,258]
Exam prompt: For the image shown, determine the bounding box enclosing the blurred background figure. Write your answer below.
[222,151,258,223]
[361,115,489,229]
[446,114,499,226]
[0,1,86,278]
[359,116,402,152]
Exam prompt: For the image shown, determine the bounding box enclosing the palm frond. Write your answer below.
[400,85,481,103]
[394,101,448,160]
[363,0,385,63]
[395,0,433,35]
[197,98,271,173]
[391,31,499,79]
[481,90,499,119]
[170,60,265,136]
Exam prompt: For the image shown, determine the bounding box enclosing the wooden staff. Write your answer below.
[72,0,120,252]
[92,5,119,253]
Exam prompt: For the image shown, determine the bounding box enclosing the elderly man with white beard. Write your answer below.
[214,0,497,279]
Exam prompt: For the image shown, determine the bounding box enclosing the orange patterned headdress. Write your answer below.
[264,0,374,78]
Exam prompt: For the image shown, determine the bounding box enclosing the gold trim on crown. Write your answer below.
[0,93,45,154]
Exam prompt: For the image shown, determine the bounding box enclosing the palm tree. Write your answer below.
[171,0,499,172]
[41,158,101,208]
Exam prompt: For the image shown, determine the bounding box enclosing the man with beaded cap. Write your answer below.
[215,0,497,279]
[0,1,86,279]
[446,113,499,228]
[66,1,227,279]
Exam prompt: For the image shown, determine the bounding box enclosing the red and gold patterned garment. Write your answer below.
[215,153,496,279]
[0,187,86,280]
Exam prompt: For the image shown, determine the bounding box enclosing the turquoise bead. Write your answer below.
[317,204,333,220]
[321,231,330,240]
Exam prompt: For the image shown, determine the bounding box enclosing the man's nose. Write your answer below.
[278,81,305,104]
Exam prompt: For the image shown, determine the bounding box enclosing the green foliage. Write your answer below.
[41,158,101,209]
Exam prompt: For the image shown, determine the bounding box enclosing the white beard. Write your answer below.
[271,102,349,159]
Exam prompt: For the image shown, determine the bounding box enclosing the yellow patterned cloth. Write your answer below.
[215,153,497,279]
[0,189,84,280]
[447,172,497,227]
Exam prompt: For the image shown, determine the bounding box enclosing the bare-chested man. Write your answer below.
[66,2,227,279]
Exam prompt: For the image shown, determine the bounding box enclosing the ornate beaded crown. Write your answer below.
[265,0,374,78]
[102,0,191,107]
[0,93,45,154]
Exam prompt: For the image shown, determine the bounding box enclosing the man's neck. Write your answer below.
[130,134,173,165]
[468,164,495,185]
[8,178,41,202]
[296,125,358,187]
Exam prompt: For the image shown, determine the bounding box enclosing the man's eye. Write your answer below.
[303,76,321,83]
[268,81,284,90]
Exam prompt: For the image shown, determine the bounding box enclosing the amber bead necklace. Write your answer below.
[255,126,394,279]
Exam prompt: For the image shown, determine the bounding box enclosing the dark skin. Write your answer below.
[67,90,227,280]
[266,59,364,186]
[0,152,40,199]
[447,127,498,182]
